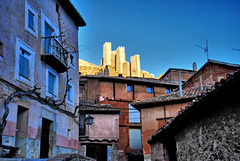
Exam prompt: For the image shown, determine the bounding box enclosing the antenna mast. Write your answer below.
[196,40,209,61]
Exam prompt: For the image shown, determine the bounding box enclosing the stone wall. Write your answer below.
[175,101,240,160]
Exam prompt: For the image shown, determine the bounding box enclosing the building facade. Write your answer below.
[78,102,120,161]
[79,74,178,161]
[0,0,85,158]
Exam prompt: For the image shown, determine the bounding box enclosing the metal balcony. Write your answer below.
[41,37,68,73]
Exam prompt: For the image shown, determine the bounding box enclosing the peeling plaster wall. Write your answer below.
[175,101,240,160]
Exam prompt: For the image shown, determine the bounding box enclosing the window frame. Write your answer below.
[15,38,35,86]
[46,66,58,98]
[69,52,76,70]
[25,1,38,38]
[67,82,74,106]
[19,49,30,79]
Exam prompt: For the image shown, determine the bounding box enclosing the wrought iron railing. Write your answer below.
[42,36,68,66]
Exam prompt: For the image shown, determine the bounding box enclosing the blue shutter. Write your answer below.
[19,54,29,79]
[28,10,34,30]
[48,73,55,94]
[45,23,53,54]
[67,84,72,101]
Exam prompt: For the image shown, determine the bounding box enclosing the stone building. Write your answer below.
[79,42,155,78]
[0,0,85,158]
[79,74,178,161]
[148,70,240,160]
[78,101,120,161]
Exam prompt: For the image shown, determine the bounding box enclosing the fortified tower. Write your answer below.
[116,46,125,74]
[103,42,112,66]
[131,55,140,77]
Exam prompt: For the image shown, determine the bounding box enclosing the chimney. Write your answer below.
[193,62,197,71]
[104,65,109,76]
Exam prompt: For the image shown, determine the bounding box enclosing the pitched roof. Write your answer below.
[182,59,240,88]
[131,86,211,107]
[148,70,240,144]
[78,100,120,114]
[57,0,86,27]
[159,68,196,80]
[80,75,179,87]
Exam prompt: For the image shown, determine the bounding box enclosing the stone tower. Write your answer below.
[116,46,125,74]
[131,55,140,77]
[103,42,112,66]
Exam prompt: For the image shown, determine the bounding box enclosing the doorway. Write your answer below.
[86,144,107,161]
[40,118,52,158]
[15,106,28,147]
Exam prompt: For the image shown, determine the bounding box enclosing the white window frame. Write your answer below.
[69,52,76,70]
[25,1,38,38]
[41,10,59,54]
[46,66,58,98]
[129,104,140,123]
[15,38,35,87]
[67,82,74,106]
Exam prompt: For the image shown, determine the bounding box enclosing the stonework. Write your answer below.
[79,42,155,78]
[175,102,240,160]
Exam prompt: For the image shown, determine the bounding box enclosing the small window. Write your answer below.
[129,128,142,149]
[28,10,34,31]
[69,52,76,69]
[166,88,170,93]
[46,66,58,98]
[19,50,30,79]
[147,86,153,93]
[67,129,71,140]
[67,82,74,105]
[0,41,3,57]
[25,1,38,37]
[48,72,55,94]
[15,39,35,86]
[127,84,132,92]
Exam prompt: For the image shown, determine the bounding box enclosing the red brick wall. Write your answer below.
[184,64,237,89]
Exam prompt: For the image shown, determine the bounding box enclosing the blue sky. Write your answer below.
[71,0,240,78]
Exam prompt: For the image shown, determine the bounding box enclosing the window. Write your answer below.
[25,1,38,37]
[129,128,142,149]
[166,88,170,93]
[46,66,58,98]
[129,104,140,123]
[127,84,133,92]
[48,72,55,94]
[147,86,153,93]
[67,82,74,105]
[19,49,30,79]
[69,52,76,69]
[41,10,59,54]
[15,39,35,86]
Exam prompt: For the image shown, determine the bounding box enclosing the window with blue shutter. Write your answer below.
[19,50,30,79]
[28,10,34,31]
[67,84,73,101]
[48,73,55,94]
[45,22,54,54]
[129,104,140,123]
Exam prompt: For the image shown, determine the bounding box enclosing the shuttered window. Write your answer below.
[48,73,55,94]
[19,49,30,79]
[28,10,34,30]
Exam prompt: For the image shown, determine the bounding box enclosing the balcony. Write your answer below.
[41,37,68,73]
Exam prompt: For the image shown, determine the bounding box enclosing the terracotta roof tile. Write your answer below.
[131,86,211,106]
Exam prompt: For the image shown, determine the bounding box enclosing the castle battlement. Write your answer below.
[79,42,155,78]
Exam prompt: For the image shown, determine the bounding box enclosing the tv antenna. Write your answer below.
[196,40,209,61]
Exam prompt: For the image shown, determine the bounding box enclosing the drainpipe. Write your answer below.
[178,71,183,97]
[200,75,203,90]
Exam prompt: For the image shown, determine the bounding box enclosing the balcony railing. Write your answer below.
[41,36,68,73]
